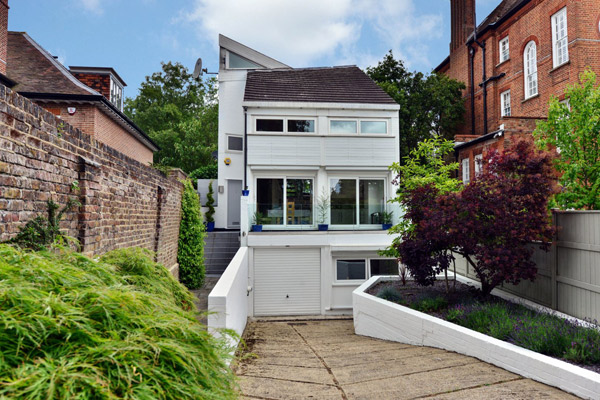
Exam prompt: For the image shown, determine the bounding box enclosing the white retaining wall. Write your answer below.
[208,247,249,347]
[353,276,600,400]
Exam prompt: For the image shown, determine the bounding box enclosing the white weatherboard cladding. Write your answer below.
[325,137,395,166]
[254,248,321,316]
[248,136,321,166]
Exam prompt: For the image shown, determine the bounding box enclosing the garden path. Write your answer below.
[234,319,577,399]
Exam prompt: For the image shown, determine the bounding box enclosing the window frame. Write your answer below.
[523,41,538,99]
[551,8,569,68]
[462,158,470,184]
[328,177,387,227]
[500,90,511,117]
[329,118,390,135]
[226,134,244,153]
[226,51,262,70]
[474,154,483,177]
[334,257,399,284]
[499,36,510,63]
[110,77,123,110]
[254,117,316,134]
[255,176,315,228]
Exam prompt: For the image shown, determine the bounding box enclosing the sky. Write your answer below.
[8,0,499,99]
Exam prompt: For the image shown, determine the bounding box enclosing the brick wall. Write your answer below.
[0,85,184,272]
[71,73,110,99]
[0,0,8,75]
[39,102,153,165]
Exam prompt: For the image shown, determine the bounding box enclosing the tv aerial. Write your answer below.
[192,58,217,79]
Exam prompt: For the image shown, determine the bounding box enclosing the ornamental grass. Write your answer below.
[0,244,237,399]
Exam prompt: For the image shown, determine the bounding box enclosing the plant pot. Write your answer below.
[318,224,329,231]
[382,223,393,230]
[251,224,263,232]
[205,221,215,232]
[242,189,249,196]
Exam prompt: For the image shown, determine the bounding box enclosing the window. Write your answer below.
[330,178,385,225]
[474,154,483,177]
[524,41,538,99]
[227,135,243,151]
[462,158,470,184]
[110,78,123,110]
[335,258,398,282]
[499,36,510,63]
[501,90,511,117]
[256,118,315,133]
[551,8,568,68]
[256,178,313,226]
[256,119,284,132]
[360,121,387,134]
[330,120,357,133]
[228,52,262,69]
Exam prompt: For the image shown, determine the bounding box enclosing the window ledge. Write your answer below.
[549,60,570,73]
[495,58,510,68]
[522,94,539,104]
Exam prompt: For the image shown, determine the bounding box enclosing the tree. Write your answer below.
[394,141,556,296]
[534,68,600,210]
[178,179,206,289]
[125,62,218,172]
[366,51,466,163]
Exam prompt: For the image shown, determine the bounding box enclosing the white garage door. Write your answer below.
[254,248,321,316]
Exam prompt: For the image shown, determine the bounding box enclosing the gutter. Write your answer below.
[454,128,503,152]
[18,92,159,152]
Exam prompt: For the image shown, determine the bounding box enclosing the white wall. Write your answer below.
[207,247,249,348]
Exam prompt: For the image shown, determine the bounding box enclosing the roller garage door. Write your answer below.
[254,248,321,316]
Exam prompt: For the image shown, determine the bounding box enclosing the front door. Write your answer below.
[227,180,242,228]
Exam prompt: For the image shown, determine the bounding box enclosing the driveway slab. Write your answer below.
[234,319,578,399]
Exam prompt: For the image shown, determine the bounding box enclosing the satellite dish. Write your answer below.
[192,58,203,79]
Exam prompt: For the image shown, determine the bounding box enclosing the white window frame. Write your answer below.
[328,177,387,227]
[329,119,358,134]
[334,257,399,284]
[359,120,388,135]
[226,51,262,70]
[499,36,510,63]
[329,118,390,135]
[255,176,315,228]
[524,41,538,99]
[551,8,569,68]
[500,90,511,117]
[226,134,244,153]
[462,158,470,184]
[110,77,123,110]
[474,154,483,177]
[254,117,316,134]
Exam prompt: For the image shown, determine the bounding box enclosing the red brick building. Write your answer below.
[0,1,158,164]
[436,0,600,183]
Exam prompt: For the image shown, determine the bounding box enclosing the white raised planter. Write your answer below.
[353,276,600,400]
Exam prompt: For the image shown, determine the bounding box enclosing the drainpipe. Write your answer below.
[243,106,248,191]
[474,37,487,136]
[469,45,476,136]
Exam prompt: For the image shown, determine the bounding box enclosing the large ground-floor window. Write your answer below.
[335,258,399,282]
[256,178,313,226]
[330,178,385,225]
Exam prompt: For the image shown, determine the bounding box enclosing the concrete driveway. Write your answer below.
[234,319,577,400]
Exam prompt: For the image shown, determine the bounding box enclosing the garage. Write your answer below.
[253,248,321,316]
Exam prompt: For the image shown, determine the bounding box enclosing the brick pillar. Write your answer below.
[77,156,101,255]
[450,0,475,51]
[0,0,9,75]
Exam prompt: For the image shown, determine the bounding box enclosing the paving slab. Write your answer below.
[235,319,579,400]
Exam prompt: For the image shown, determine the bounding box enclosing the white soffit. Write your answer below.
[219,34,290,69]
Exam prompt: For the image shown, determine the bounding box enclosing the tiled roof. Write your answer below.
[7,32,96,95]
[244,66,397,105]
[476,0,524,34]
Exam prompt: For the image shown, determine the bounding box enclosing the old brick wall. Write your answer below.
[0,85,184,271]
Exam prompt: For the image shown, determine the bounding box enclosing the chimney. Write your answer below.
[450,0,475,51]
[0,0,8,75]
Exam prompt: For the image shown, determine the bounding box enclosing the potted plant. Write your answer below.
[205,181,215,232]
[316,190,330,231]
[381,210,393,230]
[251,211,265,232]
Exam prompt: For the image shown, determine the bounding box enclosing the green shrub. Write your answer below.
[413,295,448,313]
[376,286,403,303]
[205,180,216,223]
[178,179,206,289]
[0,244,237,399]
[189,163,218,180]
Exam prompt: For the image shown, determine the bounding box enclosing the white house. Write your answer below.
[215,35,401,316]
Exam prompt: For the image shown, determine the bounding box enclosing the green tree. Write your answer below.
[125,62,218,172]
[366,51,466,163]
[534,69,600,210]
[178,179,206,289]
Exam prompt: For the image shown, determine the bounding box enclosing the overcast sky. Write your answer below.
[9,0,498,99]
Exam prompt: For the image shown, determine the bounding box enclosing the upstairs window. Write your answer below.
[524,41,538,99]
[330,120,358,133]
[552,8,569,67]
[228,52,262,69]
[330,119,388,134]
[462,158,470,184]
[499,36,510,63]
[256,118,315,133]
[501,90,511,117]
[110,78,123,110]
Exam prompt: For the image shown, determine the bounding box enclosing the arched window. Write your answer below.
[524,41,538,99]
